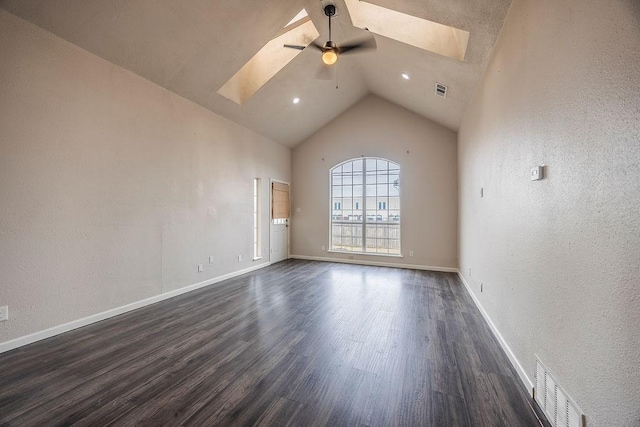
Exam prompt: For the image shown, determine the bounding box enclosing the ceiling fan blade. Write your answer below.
[338,36,377,55]
[315,63,336,81]
[283,44,306,50]
[310,41,324,51]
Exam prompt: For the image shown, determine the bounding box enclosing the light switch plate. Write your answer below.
[0,306,8,322]
[531,166,544,181]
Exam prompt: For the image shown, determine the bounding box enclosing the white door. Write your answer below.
[270,180,290,263]
[270,218,289,263]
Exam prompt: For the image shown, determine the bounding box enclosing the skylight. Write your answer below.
[218,9,318,105]
[285,9,309,28]
[344,0,470,61]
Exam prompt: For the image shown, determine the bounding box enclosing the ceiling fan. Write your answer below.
[284,4,376,67]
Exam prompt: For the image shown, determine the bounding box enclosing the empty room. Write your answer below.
[0,0,638,426]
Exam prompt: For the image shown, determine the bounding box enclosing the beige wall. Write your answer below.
[0,10,290,345]
[458,0,640,426]
[291,95,458,269]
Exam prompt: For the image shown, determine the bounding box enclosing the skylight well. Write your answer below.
[285,9,309,28]
[344,0,470,61]
[218,9,318,105]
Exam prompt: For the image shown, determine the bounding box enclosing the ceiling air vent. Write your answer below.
[435,83,448,98]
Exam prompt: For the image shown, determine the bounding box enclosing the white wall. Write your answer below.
[458,0,640,426]
[291,95,458,269]
[0,10,290,345]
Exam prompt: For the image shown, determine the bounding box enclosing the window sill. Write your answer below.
[327,250,403,258]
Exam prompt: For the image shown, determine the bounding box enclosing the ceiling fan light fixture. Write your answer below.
[322,50,338,65]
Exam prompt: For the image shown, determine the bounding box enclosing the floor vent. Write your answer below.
[534,358,584,427]
[435,83,447,98]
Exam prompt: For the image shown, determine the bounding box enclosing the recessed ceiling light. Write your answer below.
[293,97,300,104]
[401,73,411,80]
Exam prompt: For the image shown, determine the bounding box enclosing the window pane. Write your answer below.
[389,197,400,210]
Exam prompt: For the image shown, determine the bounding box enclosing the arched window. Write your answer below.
[330,158,401,255]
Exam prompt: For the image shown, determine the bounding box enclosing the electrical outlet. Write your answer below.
[197,264,203,273]
[321,245,326,251]
[209,256,214,264]
[238,255,243,262]
[0,306,8,322]
[409,251,414,257]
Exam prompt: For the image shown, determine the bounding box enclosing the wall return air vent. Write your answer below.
[435,83,448,98]
[534,357,584,427]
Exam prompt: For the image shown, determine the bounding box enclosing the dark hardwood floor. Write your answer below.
[0,260,541,426]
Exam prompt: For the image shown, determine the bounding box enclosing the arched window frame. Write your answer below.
[329,157,401,256]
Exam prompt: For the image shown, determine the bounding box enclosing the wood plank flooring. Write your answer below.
[0,260,542,426]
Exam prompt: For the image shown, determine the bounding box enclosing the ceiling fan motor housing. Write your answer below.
[324,41,337,51]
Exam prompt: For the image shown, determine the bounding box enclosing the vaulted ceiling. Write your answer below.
[0,0,512,147]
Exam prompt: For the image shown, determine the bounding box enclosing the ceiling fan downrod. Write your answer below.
[325,4,336,42]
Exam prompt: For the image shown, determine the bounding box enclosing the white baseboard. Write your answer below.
[290,254,458,273]
[0,261,272,355]
[456,271,533,396]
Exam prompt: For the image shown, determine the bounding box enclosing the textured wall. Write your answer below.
[458,0,640,426]
[291,95,458,269]
[0,10,290,345]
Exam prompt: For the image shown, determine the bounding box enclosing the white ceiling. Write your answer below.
[0,0,512,148]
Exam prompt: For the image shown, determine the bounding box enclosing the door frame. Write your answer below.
[269,178,291,263]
